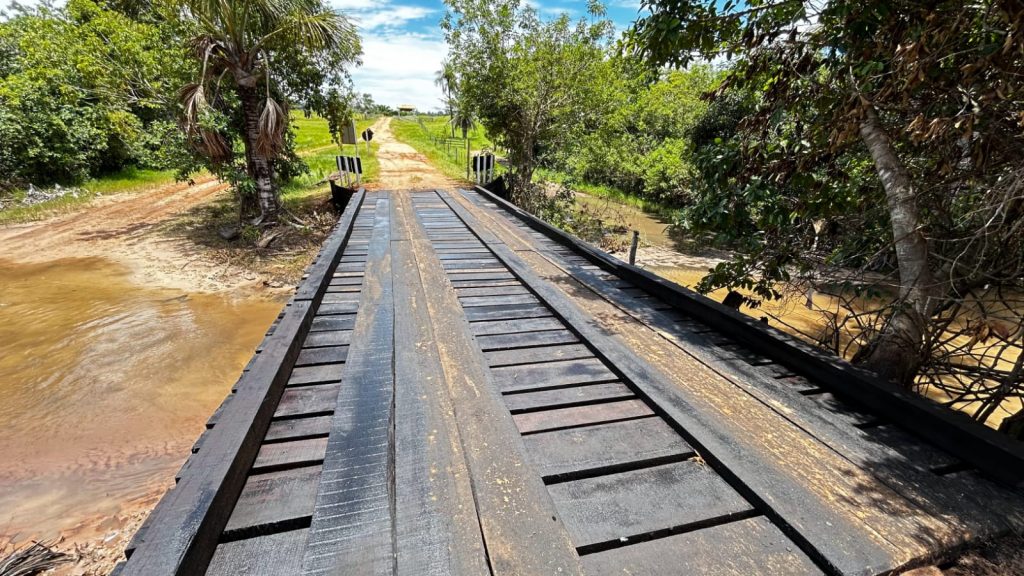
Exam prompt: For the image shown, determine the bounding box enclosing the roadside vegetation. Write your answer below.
[442,0,1024,430]
[390,115,493,181]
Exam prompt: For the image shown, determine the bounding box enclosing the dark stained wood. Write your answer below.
[469,316,564,336]
[302,330,352,348]
[293,189,366,303]
[274,384,339,419]
[460,294,540,307]
[264,416,332,443]
[512,399,653,434]
[503,382,634,413]
[492,358,618,393]
[484,344,594,368]
[406,192,585,575]
[522,417,694,480]
[207,528,308,576]
[252,437,328,473]
[294,346,348,367]
[309,315,357,332]
[462,303,553,322]
[455,285,531,297]
[469,185,1024,488]
[223,466,320,537]
[580,517,823,576]
[302,197,394,576]
[286,363,344,387]
[548,461,753,548]
[390,205,491,574]
[476,329,580,351]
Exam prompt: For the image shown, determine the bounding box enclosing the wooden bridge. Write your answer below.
[114,187,1024,576]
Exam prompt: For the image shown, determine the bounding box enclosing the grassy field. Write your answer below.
[281,113,380,207]
[0,113,378,224]
[390,115,498,182]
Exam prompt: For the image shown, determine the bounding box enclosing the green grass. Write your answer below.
[390,115,498,182]
[281,114,380,205]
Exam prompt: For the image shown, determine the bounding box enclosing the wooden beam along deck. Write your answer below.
[114,188,1024,576]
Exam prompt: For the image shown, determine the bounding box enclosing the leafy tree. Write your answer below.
[176,0,361,224]
[0,0,190,190]
[442,0,615,208]
[632,0,1024,387]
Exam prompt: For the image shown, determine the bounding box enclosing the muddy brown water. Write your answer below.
[0,257,282,544]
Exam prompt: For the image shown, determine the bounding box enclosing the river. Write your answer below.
[0,257,282,547]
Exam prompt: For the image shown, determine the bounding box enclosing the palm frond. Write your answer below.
[178,82,232,162]
[255,96,286,158]
[254,10,359,54]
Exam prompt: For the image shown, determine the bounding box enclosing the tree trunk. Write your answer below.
[238,86,279,225]
[855,104,935,386]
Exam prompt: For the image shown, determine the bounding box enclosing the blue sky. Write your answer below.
[339,0,646,110]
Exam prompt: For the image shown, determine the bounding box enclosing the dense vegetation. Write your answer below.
[443,0,1024,427]
[1,0,368,225]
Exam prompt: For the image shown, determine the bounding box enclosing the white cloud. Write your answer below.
[350,4,435,32]
[351,32,448,111]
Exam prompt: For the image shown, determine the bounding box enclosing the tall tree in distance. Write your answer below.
[435,59,458,136]
[442,0,615,208]
[178,0,361,224]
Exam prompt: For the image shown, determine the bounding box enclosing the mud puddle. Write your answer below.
[0,256,282,546]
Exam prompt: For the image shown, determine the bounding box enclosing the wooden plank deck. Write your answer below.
[114,188,1024,576]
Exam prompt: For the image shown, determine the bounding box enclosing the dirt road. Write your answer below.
[371,117,460,190]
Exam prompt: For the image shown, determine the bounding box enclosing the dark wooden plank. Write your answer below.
[252,437,328,473]
[207,529,309,576]
[449,278,522,289]
[302,330,352,348]
[550,461,752,548]
[309,315,356,332]
[580,517,823,576]
[492,358,618,393]
[460,294,539,307]
[317,301,360,314]
[294,188,365,302]
[389,213,490,574]
[522,417,693,480]
[223,466,320,536]
[471,185,1024,488]
[406,194,584,575]
[302,197,394,576]
[513,399,653,434]
[265,415,332,443]
[469,316,564,336]
[485,344,594,368]
[503,382,634,412]
[462,303,553,322]
[294,346,348,367]
[476,329,579,351]
[455,285,531,297]
[286,363,344,387]
[274,384,340,418]
[444,271,515,282]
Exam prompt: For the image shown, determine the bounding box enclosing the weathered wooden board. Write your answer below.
[492,358,618,393]
[503,382,634,413]
[294,346,348,367]
[223,466,321,537]
[302,197,395,576]
[462,303,553,322]
[302,330,352,348]
[274,384,340,419]
[512,399,653,434]
[252,437,328,473]
[286,364,344,387]
[548,461,753,548]
[484,344,594,368]
[390,202,491,575]
[580,517,823,576]
[476,330,580,351]
[406,191,584,575]
[207,529,309,576]
[522,417,693,480]
[264,416,332,443]
[469,316,565,336]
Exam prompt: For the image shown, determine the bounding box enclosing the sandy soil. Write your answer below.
[369,117,460,190]
[0,178,285,296]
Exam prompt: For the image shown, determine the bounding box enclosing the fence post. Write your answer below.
[628,231,640,265]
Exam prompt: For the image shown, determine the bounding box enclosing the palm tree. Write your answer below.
[450,103,475,139]
[179,0,359,224]
[435,60,458,137]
